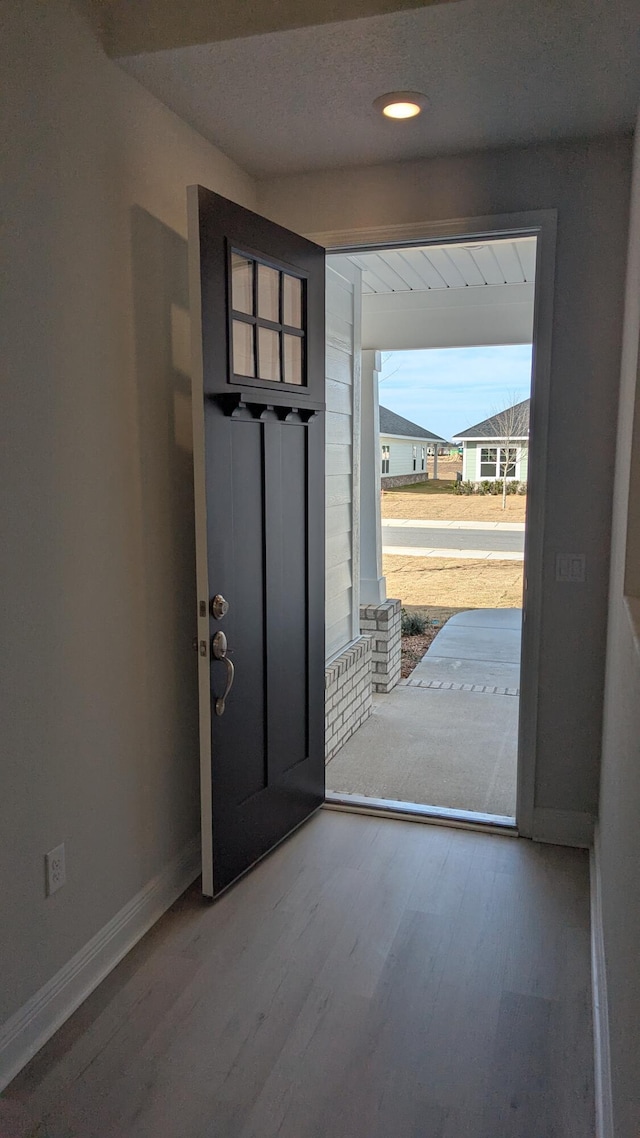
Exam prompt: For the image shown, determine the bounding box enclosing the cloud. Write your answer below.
[379,346,533,439]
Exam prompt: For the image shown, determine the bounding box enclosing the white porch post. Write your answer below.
[359,349,386,604]
[433,443,439,480]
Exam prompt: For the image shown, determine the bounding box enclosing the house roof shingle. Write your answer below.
[453,398,530,440]
[379,406,445,442]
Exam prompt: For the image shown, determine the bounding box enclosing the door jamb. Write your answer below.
[309,210,557,839]
[188,185,214,896]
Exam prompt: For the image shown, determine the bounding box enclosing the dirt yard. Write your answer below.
[401,628,440,678]
[385,554,524,609]
[429,454,462,480]
[382,482,527,522]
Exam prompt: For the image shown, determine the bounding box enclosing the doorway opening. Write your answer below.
[323,230,541,830]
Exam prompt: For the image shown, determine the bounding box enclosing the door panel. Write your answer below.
[264,421,308,775]
[189,187,326,897]
[204,406,268,806]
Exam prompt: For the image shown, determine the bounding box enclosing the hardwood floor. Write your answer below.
[3,811,594,1137]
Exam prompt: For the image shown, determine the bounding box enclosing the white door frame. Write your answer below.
[308,211,557,838]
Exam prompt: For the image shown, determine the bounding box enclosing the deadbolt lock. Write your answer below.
[210,594,229,620]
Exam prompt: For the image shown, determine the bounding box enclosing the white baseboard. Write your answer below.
[0,835,201,1092]
[532,807,595,847]
[590,826,614,1138]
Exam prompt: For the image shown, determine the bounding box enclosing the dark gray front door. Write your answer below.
[189,187,326,897]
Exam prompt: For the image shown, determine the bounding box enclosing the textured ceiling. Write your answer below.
[119,0,640,177]
[98,0,458,55]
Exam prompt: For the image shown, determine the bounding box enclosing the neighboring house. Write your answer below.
[379,405,445,486]
[453,398,530,483]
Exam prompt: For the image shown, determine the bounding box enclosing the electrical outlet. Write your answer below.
[45,843,66,896]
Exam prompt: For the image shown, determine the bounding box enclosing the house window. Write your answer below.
[480,446,518,479]
[381,445,390,474]
[480,447,498,477]
[500,447,518,478]
[421,446,425,471]
[412,445,417,471]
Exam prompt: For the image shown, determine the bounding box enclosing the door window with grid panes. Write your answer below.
[382,445,390,474]
[230,251,305,386]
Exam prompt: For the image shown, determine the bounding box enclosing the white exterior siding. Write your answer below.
[380,434,428,477]
[462,441,477,480]
[325,262,362,661]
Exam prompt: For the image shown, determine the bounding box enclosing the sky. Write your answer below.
[379,345,533,441]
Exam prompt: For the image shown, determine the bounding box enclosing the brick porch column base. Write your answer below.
[324,636,373,763]
[360,599,402,693]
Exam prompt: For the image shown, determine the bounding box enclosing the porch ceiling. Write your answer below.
[347,237,536,294]
[329,237,535,350]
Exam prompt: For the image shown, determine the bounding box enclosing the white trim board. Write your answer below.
[590,826,614,1138]
[454,435,529,442]
[314,209,557,842]
[0,836,201,1092]
[531,808,594,848]
[307,212,555,253]
[380,432,442,443]
[187,185,214,899]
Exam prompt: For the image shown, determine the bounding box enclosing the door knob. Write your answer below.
[210,594,229,620]
[211,631,235,716]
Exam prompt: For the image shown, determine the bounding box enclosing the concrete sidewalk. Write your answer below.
[325,609,521,817]
[382,546,523,560]
[384,518,526,530]
[408,608,521,690]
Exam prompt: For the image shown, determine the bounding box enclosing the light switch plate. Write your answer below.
[555,553,586,583]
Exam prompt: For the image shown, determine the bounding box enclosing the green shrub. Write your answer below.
[453,478,527,496]
[401,609,428,636]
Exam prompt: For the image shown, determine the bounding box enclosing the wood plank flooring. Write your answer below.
[2,811,594,1137]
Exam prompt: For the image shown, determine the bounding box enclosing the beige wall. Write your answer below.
[1,0,255,1026]
[599,110,640,1138]
[258,137,632,833]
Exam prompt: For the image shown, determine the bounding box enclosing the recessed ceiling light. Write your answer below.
[374,91,428,120]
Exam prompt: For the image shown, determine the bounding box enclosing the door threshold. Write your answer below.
[323,791,518,836]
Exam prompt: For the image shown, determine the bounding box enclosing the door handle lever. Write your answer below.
[211,631,235,716]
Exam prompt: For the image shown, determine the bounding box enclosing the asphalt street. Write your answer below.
[382,521,525,557]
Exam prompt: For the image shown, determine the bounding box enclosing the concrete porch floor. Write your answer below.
[326,609,521,818]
